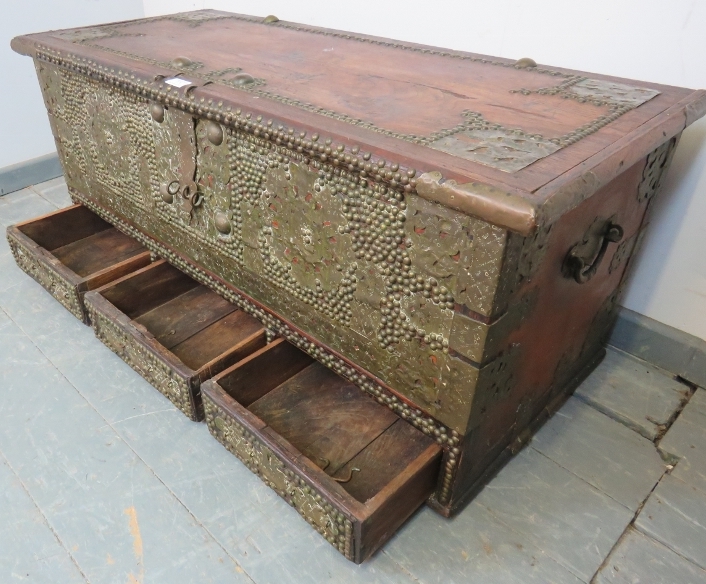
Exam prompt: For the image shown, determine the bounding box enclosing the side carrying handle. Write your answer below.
[564,221,624,284]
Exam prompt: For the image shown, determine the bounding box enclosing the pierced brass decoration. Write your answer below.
[431,126,561,174]
[609,231,638,274]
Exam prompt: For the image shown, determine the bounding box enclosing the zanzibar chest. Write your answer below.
[12,10,706,562]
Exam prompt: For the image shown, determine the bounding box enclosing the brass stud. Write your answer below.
[515,57,537,69]
[232,72,255,85]
[171,56,194,69]
[150,102,165,123]
[214,212,232,235]
[263,14,279,23]
[206,121,224,145]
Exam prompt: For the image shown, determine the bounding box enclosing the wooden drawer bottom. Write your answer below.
[6,205,151,322]
[85,260,267,420]
[203,339,442,563]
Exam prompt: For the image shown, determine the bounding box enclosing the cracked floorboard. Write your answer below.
[1,180,705,583]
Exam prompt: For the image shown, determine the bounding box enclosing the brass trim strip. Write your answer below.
[416,171,538,235]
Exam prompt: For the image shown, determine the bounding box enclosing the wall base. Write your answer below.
[610,307,706,388]
[0,153,62,196]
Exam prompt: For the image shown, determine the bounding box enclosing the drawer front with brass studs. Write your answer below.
[202,338,442,563]
[85,260,268,420]
[7,205,151,323]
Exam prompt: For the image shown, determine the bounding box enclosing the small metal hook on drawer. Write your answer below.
[334,468,360,484]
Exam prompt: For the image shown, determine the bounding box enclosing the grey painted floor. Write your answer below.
[1,179,705,584]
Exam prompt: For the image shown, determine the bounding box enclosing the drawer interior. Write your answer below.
[17,205,145,277]
[216,339,439,504]
[100,261,264,371]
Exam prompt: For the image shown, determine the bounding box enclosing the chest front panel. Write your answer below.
[37,61,511,431]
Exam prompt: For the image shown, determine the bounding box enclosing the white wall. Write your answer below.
[0,0,144,169]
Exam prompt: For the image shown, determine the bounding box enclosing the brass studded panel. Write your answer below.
[36,61,509,431]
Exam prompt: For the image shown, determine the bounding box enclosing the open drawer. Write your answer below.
[6,204,151,323]
[202,339,442,563]
[84,260,267,420]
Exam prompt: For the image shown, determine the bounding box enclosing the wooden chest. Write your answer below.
[12,10,705,559]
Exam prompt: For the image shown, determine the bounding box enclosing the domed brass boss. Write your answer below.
[515,57,537,68]
[263,15,279,23]
[151,102,165,123]
[206,121,224,145]
[214,212,231,234]
[232,72,255,85]
[171,56,194,68]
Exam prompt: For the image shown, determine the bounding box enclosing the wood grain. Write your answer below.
[215,338,314,407]
[249,362,398,475]
[52,228,146,278]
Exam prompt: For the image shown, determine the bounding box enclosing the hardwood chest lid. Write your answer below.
[13,10,706,233]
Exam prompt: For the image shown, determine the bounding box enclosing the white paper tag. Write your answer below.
[165,77,192,88]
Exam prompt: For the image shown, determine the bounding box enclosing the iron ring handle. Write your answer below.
[564,222,624,284]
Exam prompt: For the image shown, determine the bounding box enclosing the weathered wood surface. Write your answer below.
[575,347,691,440]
